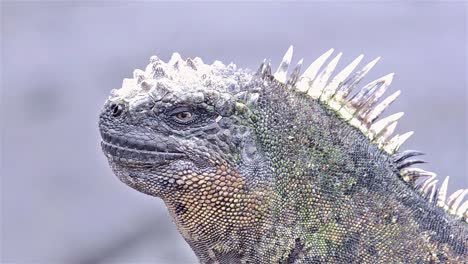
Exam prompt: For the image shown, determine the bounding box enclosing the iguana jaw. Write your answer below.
[99,132,189,197]
[100,135,185,167]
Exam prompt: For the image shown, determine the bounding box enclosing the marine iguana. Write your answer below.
[99,46,468,263]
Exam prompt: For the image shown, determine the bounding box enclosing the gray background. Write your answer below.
[1,1,467,263]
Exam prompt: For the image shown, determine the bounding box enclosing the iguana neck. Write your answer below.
[163,159,275,262]
[162,82,467,263]
[247,82,468,262]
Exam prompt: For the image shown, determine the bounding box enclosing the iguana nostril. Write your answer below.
[110,103,124,117]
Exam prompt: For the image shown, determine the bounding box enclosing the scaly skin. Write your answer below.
[99,51,467,263]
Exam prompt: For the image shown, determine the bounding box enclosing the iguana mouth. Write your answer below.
[100,133,185,165]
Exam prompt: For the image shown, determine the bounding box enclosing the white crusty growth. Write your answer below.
[109,53,251,110]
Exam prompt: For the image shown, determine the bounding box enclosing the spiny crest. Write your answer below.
[266,46,467,222]
[269,46,403,154]
[396,156,467,220]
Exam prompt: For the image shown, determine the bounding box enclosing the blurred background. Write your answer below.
[1,1,467,263]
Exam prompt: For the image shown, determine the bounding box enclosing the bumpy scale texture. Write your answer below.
[99,47,468,263]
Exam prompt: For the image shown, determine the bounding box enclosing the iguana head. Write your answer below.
[99,53,264,201]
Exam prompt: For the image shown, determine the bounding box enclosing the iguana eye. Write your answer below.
[175,111,193,122]
[169,107,197,125]
[166,106,215,128]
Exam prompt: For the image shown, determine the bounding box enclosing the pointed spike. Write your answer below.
[393,150,425,163]
[348,73,394,108]
[335,57,381,103]
[456,200,468,218]
[301,48,334,80]
[327,55,364,102]
[346,82,380,113]
[287,58,304,86]
[437,176,450,208]
[447,189,465,207]
[384,121,398,139]
[256,59,267,76]
[418,174,437,192]
[404,168,437,178]
[265,62,272,76]
[449,189,468,213]
[423,179,438,197]
[426,180,438,203]
[169,52,183,65]
[384,131,414,154]
[256,62,265,75]
[431,188,439,205]
[370,112,404,136]
[404,168,436,178]
[374,121,397,143]
[421,179,436,195]
[364,56,381,71]
[295,48,334,92]
[274,45,294,83]
[396,131,414,149]
[365,90,401,124]
[397,159,426,170]
[352,73,395,118]
[400,168,435,183]
[309,52,342,99]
